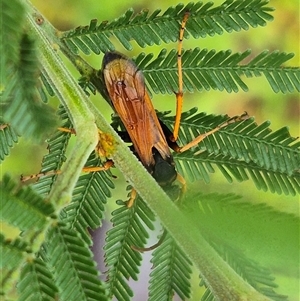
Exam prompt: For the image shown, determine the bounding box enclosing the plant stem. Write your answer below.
[87,99,272,301]
[25,4,98,209]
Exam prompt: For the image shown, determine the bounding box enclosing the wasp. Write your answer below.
[102,51,182,196]
[102,51,186,251]
[101,13,248,250]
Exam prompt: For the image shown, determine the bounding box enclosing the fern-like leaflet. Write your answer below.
[61,0,274,54]
[155,109,300,195]
[104,196,156,301]
[0,123,19,162]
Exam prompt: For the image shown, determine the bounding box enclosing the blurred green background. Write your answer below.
[1,0,299,299]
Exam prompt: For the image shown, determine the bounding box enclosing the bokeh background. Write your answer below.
[2,0,299,300]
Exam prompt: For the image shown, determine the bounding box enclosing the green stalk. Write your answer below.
[26,5,98,209]
[87,100,272,301]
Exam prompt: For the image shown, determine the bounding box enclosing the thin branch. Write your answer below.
[85,97,273,301]
[26,4,99,210]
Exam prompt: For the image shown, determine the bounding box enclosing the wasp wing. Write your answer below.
[102,52,171,170]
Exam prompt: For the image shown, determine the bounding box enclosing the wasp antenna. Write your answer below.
[20,170,61,182]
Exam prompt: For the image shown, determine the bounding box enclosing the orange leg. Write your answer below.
[171,13,249,151]
[126,188,137,208]
[172,11,190,142]
[20,160,114,182]
[21,127,115,182]
[20,170,62,182]
[82,160,114,172]
[179,112,249,153]
[57,127,76,134]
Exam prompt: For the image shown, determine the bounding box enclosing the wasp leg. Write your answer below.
[172,11,190,142]
[179,112,250,153]
[21,160,114,182]
[57,127,76,134]
[20,170,62,182]
[176,173,186,195]
[126,188,137,208]
[21,126,114,182]
[131,230,168,252]
[82,160,114,173]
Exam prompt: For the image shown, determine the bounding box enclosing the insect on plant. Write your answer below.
[101,12,248,250]
[101,12,248,205]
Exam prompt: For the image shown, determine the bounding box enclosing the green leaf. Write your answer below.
[31,106,115,245]
[86,48,298,97]
[158,109,300,195]
[136,49,299,95]
[0,0,25,83]
[62,151,114,244]
[1,1,296,300]
[0,174,55,232]
[18,258,58,301]
[39,72,56,102]
[0,234,28,296]
[189,192,299,271]
[1,33,57,140]
[199,239,289,301]
[62,0,274,53]
[149,233,192,301]
[0,123,19,162]
[46,224,108,301]
[184,192,298,300]
[104,196,156,300]
[32,106,73,196]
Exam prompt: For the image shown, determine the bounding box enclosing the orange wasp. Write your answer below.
[102,51,181,197]
[102,12,248,206]
[101,13,187,207]
[101,13,248,250]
